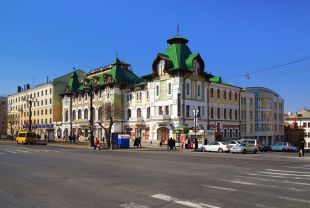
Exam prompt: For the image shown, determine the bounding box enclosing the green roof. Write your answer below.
[66,71,82,93]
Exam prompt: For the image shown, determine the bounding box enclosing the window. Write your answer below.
[235,92,238,101]
[84,109,88,119]
[78,109,82,119]
[37,92,39,97]
[146,91,149,99]
[186,83,190,96]
[217,89,220,98]
[127,109,131,119]
[217,108,220,119]
[229,109,232,119]
[41,100,43,106]
[166,106,169,115]
[136,92,139,101]
[197,84,201,97]
[41,91,43,96]
[210,88,214,97]
[186,105,190,117]
[45,99,47,105]
[156,85,159,96]
[235,110,238,120]
[224,90,227,99]
[168,83,172,95]
[229,91,232,100]
[198,106,201,117]
[308,122,310,128]
[50,99,52,104]
[159,106,163,115]
[85,93,88,101]
[65,111,68,122]
[137,108,141,117]
[147,107,150,118]
[303,122,307,128]
[98,107,102,120]
[211,107,214,118]
[224,109,227,119]
[72,110,76,120]
[50,88,52,94]
[139,92,142,100]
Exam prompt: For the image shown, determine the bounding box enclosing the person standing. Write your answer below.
[94,137,101,151]
[299,140,305,157]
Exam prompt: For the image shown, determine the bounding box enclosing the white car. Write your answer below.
[227,140,240,149]
[230,143,258,154]
[271,142,297,151]
[201,141,230,153]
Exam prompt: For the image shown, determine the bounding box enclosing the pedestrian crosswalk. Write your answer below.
[0,149,60,155]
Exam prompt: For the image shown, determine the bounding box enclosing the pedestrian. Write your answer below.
[94,137,101,151]
[169,137,173,150]
[173,139,177,150]
[299,140,305,157]
[159,140,162,147]
[138,137,142,148]
[134,137,138,148]
[44,134,48,144]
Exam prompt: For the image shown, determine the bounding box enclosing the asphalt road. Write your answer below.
[0,141,309,208]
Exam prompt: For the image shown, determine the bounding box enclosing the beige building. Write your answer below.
[7,71,82,139]
[0,97,8,135]
[240,90,256,139]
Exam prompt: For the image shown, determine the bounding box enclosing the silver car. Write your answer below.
[230,143,258,154]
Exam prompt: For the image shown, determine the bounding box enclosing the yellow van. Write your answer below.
[16,132,37,145]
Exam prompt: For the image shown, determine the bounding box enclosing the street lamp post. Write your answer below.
[193,108,199,150]
[25,97,37,132]
[84,78,96,147]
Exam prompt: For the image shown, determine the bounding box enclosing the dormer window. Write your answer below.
[193,59,200,75]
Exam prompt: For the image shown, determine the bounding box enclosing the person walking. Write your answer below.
[94,137,101,151]
[138,137,142,148]
[299,140,305,157]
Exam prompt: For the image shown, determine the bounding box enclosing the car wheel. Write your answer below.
[218,148,223,153]
[202,147,206,152]
[253,149,257,154]
[242,149,246,154]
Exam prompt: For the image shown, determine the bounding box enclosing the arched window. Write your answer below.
[127,109,131,119]
[91,107,96,120]
[84,109,88,120]
[98,107,103,120]
[147,107,150,119]
[72,110,76,120]
[65,110,68,122]
[137,108,141,118]
[78,109,82,119]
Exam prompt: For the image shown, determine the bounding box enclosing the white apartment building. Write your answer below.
[240,90,256,139]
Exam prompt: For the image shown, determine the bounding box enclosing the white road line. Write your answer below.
[244,175,310,186]
[260,171,310,177]
[222,180,257,186]
[0,152,5,155]
[278,196,310,204]
[248,173,310,181]
[120,202,150,208]
[151,194,220,208]
[13,150,30,153]
[266,169,310,174]
[7,151,18,154]
[202,185,238,192]
[255,203,278,208]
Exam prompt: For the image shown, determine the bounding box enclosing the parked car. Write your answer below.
[259,144,271,152]
[227,140,240,149]
[230,143,258,154]
[271,142,297,152]
[201,141,230,153]
[240,139,260,147]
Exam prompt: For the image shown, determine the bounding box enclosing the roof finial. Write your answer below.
[177,24,180,35]
[73,67,76,71]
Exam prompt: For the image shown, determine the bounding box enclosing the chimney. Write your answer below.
[26,84,30,90]
[17,86,22,93]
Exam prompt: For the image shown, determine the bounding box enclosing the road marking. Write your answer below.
[202,185,237,192]
[222,180,257,186]
[243,175,310,186]
[0,152,5,155]
[120,202,150,208]
[13,150,30,153]
[248,173,310,181]
[151,194,220,208]
[266,169,310,174]
[277,196,310,204]
[6,151,18,154]
[260,171,310,177]
[255,204,278,208]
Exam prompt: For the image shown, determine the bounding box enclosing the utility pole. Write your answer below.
[193,108,199,151]
[89,87,95,147]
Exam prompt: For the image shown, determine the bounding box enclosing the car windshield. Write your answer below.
[27,133,37,138]
[18,133,26,137]
[239,143,246,147]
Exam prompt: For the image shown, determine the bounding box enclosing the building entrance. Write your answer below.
[157,127,169,144]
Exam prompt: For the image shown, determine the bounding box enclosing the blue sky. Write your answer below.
[0,0,309,112]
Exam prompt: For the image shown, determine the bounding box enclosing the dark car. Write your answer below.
[259,144,270,152]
